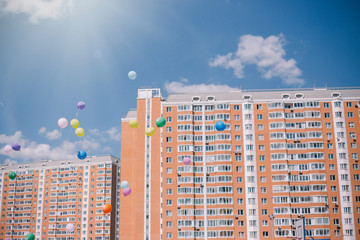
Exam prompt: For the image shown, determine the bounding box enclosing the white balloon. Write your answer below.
[66,223,75,232]
[128,71,137,80]
[120,180,129,189]
[4,145,12,154]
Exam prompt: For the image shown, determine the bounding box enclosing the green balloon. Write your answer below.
[26,233,35,240]
[8,171,16,180]
[156,117,166,128]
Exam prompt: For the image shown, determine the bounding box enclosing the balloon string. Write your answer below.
[75,109,80,118]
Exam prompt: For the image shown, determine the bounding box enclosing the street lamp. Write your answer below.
[269,214,275,240]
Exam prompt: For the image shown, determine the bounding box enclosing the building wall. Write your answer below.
[0,155,119,240]
[120,88,360,240]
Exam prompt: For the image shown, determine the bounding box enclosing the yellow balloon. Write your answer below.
[75,127,85,137]
[145,127,155,136]
[129,119,138,128]
[70,119,80,129]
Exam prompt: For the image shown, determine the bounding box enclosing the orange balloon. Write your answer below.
[102,204,112,214]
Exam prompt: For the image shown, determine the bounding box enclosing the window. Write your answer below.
[261,198,267,204]
[346,102,352,107]
[234,105,240,110]
[257,114,263,120]
[329,164,335,170]
[166,157,172,163]
[235,125,241,130]
[261,187,267,193]
[326,123,331,128]
[259,145,265,151]
[166,221,172,228]
[257,104,263,110]
[258,124,263,130]
[166,127,172,132]
[166,117,172,122]
[262,220,268,226]
[166,137,172,143]
[353,164,359,170]
[263,231,269,237]
[166,168,172,174]
[330,175,336,181]
[237,177,242,183]
[166,178,172,184]
[234,115,240,120]
[166,107,172,112]
[328,154,334,160]
[260,166,266,172]
[333,208,338,214]
[166,232,172,239]
[324,103,329,108]
[236,156,242,162]
[325,113,330,118]
[166,189,172,195]
[331,186,337,192]
[349,122,355,128]
[237,188,243,194]
[353,153,358,160]
[238,220,244,227]
[166,210,172,216]
[327,143,333,149]
[351,143,356,148]
[262,209,268,215]
[260,176,266,182]
[235,135,241,141]
[166,147,172,153]
[166,199,172,206]
[259,155,265,161]
[326,133,332,139]
[348,112,354,118]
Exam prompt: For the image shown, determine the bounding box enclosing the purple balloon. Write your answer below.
[183,157,191,165]
[11,142,21,151]
[77,101,85,110]
[123,187,131,196]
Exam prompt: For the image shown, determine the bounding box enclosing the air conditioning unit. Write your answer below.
[299,171,303,175]
[235,215,238,219]
[335,203,338,207]
[206,173,210,176]
[177,206,180,209]
[200,184,204,187]
[336,225,341,229]
[177,173,181,177]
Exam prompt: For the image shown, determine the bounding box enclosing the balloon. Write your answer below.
[9,171,16,180]
[4,145,12,154]
[183,157,191,165]
[102,204,112,214]
[215,121,226,131]
[123,187,131,196]
[75,128,85,137]
[66,223,75,232]
[70,119,80,129]
[77,150,87,160]
[12,142,21,151]
[128,71,137,80]
[145,127,155,136]
[129,119,138,128]
[26,233,35,240]
[156,117,166,128]
[58,118,68,129]
[120,180,129,189]
[77,101,85,110]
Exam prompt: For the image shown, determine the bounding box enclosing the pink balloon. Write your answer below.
[183,157,191,165]
[66,223,75,232]
[123,187,131,196]
[58,118,68,129]
[4,145,12,154]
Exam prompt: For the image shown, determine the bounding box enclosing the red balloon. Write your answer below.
[102,204,112,214]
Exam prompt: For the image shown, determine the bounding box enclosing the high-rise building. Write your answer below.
[0,155,120,240]
[119,88,360,240]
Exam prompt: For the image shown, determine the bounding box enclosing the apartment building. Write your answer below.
[119,88,360,240]
[0,155,120,240]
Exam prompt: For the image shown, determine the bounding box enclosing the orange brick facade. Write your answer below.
[120,88,360,240]
[0,155,120,240]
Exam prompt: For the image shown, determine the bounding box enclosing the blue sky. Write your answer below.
[0,0,359,163]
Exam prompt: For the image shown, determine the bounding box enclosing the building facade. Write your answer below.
[0,155,120,240]
[119,88,360,240]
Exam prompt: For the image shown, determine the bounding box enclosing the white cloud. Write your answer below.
[209,34,304,86]
[45,129,61,140]
[38,127,61,140]
[0,0,73,23]
[106,127,121,141]
[38,127,46,134]
[164,81,240,94]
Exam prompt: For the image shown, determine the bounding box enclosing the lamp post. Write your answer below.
[269,214,275,240]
